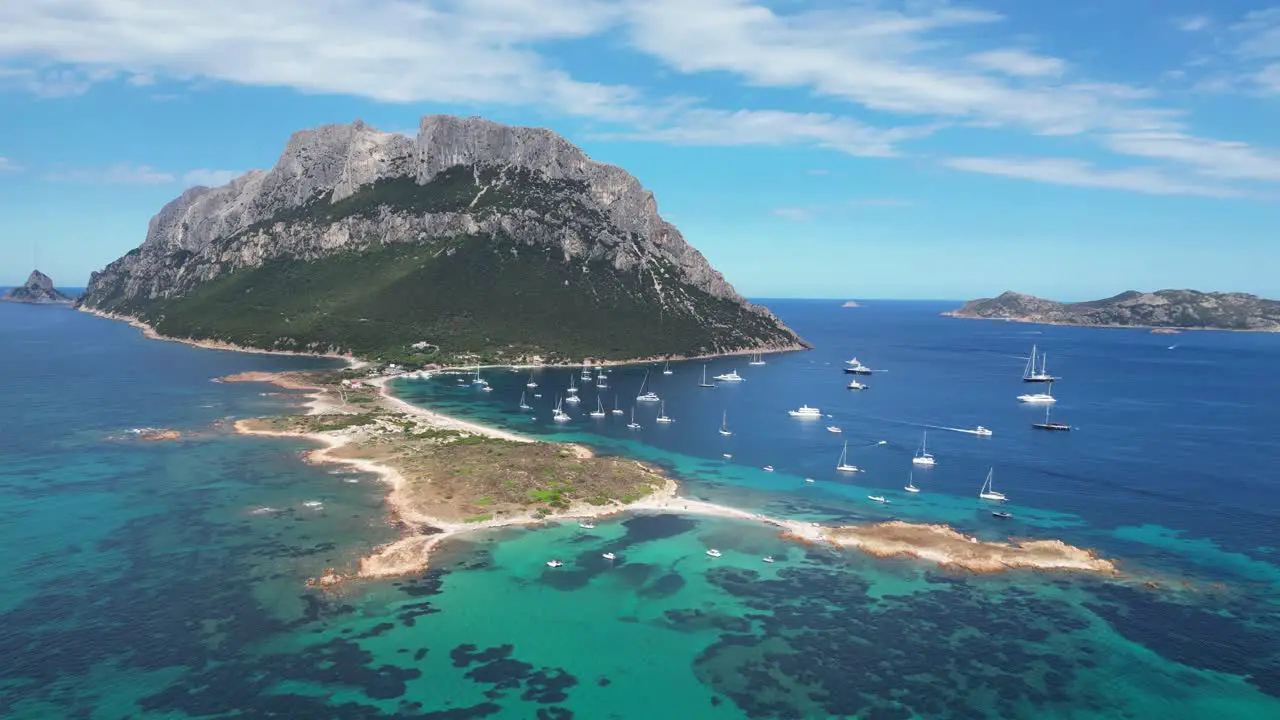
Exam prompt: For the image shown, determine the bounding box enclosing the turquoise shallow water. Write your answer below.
[2,301,1279,718]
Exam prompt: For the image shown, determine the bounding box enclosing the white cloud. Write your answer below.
[597,108,939,157]
[0,0,642,119]
[1104,131,1280,182]
[968,49,1066,77]
[1233,8,1280,58]
[1176,16,1211,32]
[44,162,242,186]
[182,169,243,187]
[0,156,19,172]
[772,207,812,220]
[944,156,1249,199]
[1257,63,1280,93]
[621,0,1176,136]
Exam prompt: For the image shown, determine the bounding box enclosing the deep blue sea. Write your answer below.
[2,299,1279,719]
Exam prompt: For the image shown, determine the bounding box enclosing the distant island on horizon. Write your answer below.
[946,290,1280,332]
[76,114,808,365]
[1,270,74,305]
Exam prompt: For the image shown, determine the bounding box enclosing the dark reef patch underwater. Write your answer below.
[2,301,1280,718]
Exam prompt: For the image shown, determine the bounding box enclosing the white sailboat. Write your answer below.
[911,431,936,466]
[590,397,606,418]
[1023,344,1058,382]
[552,396,570,423]
[719,410,732,436]
[662,360,674,375]
[905,471,920,493]
[655,401,674,423]
[565,392,581,404]
[595,368,608,389]
[748,351,766,366]
[636,370,659,402]
[626,407,642,430]
[472,366,487,385]
[698,365,715,388]
[611,394,624,415]
[978,468,1006,501]
[526,373,538,388]
[567,375,579,395]
[518,391,532,411]
[835,441,860,472]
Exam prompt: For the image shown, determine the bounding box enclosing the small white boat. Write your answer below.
[789,405,822,418]
[953,425,993,437]
[804,478,815,483]
[705,549,723,558]
[552,396,570,423]
[564,394,581,404]
[655,400,674,424]
[978,468,1007,501]
[611,395,624,415]
[546,559,564,568]
[636,370,660,402]
[835,440,860,472]
[713,370,744,382]
[827,426,842,433]
[602,552,617,561]
[905,471,921,493]
[868,495,889,504]
[534,393,543,398]
[481,385,493,392]
[847,380,868,390]
[302,501,323,508]
[518,391,532,411]
[589,397,606,418]
[579,521,596,529]
[748,352,766,366]
[626,407,642,430]
[762,556,775,563]
[912,430,936,466]
[566,376,579,395]
[1017,383,1057,404]
[526,373,538,388]
[763,465,774,472]
[719,410,732,436]
[722,453,732,459]
[662,360,674,375]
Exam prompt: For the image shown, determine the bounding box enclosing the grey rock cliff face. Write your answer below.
[82,115,777,331]
[2,270,73,304]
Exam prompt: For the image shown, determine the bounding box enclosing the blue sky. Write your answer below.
[2,0,1280,300]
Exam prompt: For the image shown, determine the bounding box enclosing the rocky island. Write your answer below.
[78,115,807,364]
[2,270,73,304]
[946,290,1280,332]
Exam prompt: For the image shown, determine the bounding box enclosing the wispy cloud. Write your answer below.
[596,109,939,157]
[44,162,242,186]
[967,49,1066,77]
[944,156,1250,199]
[772,197,915,220]
[0,156,20,173]
[1175,15,1211,32]
[1103,132,1280,182]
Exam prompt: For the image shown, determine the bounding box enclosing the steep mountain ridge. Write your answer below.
[80,115,806,362]
[946,290,1280,331]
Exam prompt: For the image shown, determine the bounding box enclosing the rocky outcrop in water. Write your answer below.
[78,115,806,361]
[2,270,73,304]
[946,290,1280,332]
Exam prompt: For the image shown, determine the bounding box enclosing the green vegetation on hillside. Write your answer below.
[128,236,797,363]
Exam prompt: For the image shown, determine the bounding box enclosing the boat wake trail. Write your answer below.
[842,411,986,436]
